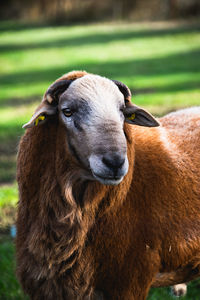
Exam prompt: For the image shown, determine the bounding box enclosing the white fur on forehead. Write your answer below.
[66,74,124,104]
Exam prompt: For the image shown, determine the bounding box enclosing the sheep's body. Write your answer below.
[16,72,200,300]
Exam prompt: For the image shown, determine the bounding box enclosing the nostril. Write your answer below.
[102,154,125,171]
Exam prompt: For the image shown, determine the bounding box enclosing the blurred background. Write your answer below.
[0,0,200,299]
[1,0,200,22]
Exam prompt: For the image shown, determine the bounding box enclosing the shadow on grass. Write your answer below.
[0,235,28,300]
[133,80,200,95]
[0,96,40,108]
[0,123,23,183]
[0,48,199,87]
[0,20,58,32]
[0,156,17,183]
[0,23,200,53]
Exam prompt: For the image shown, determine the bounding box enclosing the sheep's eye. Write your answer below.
[62,108,72,117]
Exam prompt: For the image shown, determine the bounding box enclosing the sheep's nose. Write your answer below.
[102,153,125,172]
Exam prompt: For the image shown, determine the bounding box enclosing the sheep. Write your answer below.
[16,70,200,300]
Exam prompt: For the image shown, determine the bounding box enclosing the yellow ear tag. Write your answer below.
[128,113,135,121]
[35,115,45,126]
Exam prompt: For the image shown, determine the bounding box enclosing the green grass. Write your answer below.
[0,185,18,229]
[0,20,200,299]
[0,236,28,300]
[0,185,18,208]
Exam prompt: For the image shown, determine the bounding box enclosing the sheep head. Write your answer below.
[23,71,159,185]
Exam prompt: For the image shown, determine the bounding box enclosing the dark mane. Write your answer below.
[17,115,134,298]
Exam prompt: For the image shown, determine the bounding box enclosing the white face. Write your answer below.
[58,74,129,185]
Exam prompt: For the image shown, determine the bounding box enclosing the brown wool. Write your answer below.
[16,71,200,300]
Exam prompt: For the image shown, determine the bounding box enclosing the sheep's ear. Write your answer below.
[124,104,160,127]
[112,79,132,103]
[112,79,159,127]
[23,79,73,129]
[22,102,57,129]
[44,79,73,105]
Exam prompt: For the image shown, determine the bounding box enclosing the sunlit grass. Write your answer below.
[0,184,18,229]
[0,185,18,208]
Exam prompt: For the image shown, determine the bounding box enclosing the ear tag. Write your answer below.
[128,113,135,121]
[35,115,45,126]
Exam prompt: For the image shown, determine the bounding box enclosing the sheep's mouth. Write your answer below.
[92,172,123,186]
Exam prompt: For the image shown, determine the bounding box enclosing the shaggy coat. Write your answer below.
[16,71,200,300]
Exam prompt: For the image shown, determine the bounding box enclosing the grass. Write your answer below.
[0,235,28,300]
[0,20,200,299]
[0,185,18,229]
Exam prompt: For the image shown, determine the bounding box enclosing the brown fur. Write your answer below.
[16,72,200,299]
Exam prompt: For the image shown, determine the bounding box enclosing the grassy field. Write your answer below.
[0,20,200,299]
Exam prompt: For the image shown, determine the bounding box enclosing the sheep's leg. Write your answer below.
[105,280,152,300]
[171,283,187,297]
[126,250,160,300]
[104,259,159,300]
[129,280,154,300]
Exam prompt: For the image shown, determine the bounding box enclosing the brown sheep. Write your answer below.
[16,70,200,300]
